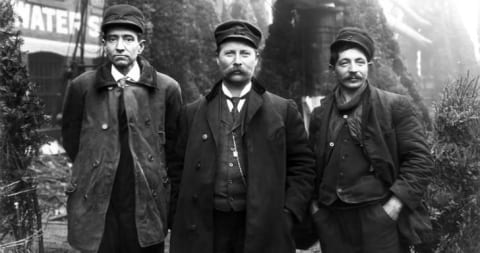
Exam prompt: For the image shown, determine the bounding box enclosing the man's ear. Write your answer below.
[138,40,146,54]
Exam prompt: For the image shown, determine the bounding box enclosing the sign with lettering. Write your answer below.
[13,0,104,57]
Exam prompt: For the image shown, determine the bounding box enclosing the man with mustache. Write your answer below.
[61,4,182,252]
[308,27,433,252]
[168,20,316,253]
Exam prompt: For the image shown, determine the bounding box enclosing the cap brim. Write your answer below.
[102,21,144,33]
[217,35,258,48]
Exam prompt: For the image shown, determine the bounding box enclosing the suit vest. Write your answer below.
[214,96,247,211]
[318,122,388,206]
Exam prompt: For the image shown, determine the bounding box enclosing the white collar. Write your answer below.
[111,61,141,82]
[221,82,252,98]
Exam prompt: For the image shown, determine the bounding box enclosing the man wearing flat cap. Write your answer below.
[308,26,433,252]
[62,4,182,253]
[168,20,316,253]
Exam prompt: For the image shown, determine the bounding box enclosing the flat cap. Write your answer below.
[101,4,145,34]
[330,27,375,61]
[214,20,262,49]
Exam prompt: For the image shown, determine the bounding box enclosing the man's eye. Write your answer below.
[125,37,135,42]
[107,37,117,42]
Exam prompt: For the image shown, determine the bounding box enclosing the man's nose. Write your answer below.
[349,63,360,72]
[233,54,242,65]
[115,39,126,51]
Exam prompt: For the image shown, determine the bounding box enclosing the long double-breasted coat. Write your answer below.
[61,58,182,252]
[168,80,316,253]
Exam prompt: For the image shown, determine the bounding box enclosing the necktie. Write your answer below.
[228,97,241,122]
[118,77,128,88]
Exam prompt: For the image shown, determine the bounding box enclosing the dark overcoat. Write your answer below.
[61,58,182,252]
[169,80,316,253]
[309,84,433,244]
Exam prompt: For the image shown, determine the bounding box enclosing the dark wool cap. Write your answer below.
[101,4,145,34]
[214,20,262,49]
[330,27,375,61]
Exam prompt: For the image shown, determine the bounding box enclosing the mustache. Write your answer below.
[226,67,247,75]
[343,73,363,80]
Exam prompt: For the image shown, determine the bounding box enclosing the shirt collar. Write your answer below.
[111,61,141,82]
[221,82,252,98]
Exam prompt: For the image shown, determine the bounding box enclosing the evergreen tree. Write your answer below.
[425,73,480,252]
[0,1,45,251]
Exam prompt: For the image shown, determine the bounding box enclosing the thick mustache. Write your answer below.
[227,68,246,74]
[344,74,362,80]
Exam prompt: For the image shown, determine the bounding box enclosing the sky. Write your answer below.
[455,0,479,62]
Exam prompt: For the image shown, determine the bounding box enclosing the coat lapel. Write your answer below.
[206,92,221,146]
[243,90,263,135]
[316,96,334,166]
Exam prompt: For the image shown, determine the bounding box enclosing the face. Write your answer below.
[333,47,369,91]
[103,27,144,74]
[216,41,259,87]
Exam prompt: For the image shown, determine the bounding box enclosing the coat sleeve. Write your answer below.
[61,79,85,162]
[165,81,183,171]
[389,97,433,211]
[167,105,189,228]
[284,100,317,222]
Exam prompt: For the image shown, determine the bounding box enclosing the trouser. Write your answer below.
[97,206,164,253]
[313,203,409,253]
[213,210,246,253]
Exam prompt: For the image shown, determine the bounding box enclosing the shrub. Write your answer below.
[0,1,46,251]
[427,73,480,252]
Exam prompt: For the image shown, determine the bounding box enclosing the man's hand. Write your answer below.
[382,195,403,220]
[310,200,320,215]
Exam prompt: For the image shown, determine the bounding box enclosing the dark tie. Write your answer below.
[118,77,128,88]
[117,78,128,122]
[228,97,241,122]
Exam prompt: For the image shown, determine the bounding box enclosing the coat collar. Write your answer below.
[205,78,266,102]
[94,56,157,90]
[205,78,266,144]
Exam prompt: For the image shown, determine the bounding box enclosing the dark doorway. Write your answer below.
[28,52,67,139]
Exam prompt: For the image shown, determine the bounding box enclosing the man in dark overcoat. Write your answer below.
[308,27,433,252]
[61,4,182,252]
[168,20,316,253]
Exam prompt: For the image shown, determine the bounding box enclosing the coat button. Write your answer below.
[152,190,157,197]
[337,188,343,193]
[329,142,335,147]
[202,134,208,141]
[92,160,100,168]
[343,115,348,119]
[196,162,201,170]
[189,224,197,231]
[369,166,375,172]
[101,123,108,130]
[145,118,151,126]
[148,154,154,161]
[108,86,113,90]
